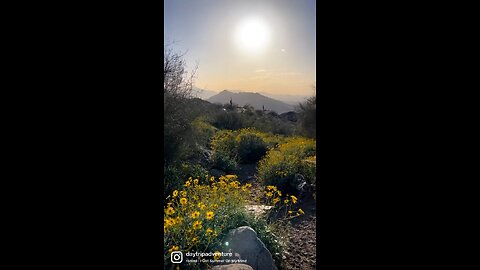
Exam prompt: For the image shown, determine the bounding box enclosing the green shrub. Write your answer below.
[236,132,267,163]
[164,163,209,195]
[211,130,239,172]
[211,129,290,169]
[257,137,316,194]
[212,110,243,130]
[212,153,238,173]
[181,117,217,164]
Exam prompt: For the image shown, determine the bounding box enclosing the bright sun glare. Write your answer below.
[234,18,270,53]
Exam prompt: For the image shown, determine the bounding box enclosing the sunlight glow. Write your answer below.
[234,18,270,53]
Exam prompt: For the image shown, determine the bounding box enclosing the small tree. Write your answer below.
[296,85,316,138]
[164,45,198,163]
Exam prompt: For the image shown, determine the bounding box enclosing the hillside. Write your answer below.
[260,92,309,106]
[192,87,218,100]
[208,90,294,114]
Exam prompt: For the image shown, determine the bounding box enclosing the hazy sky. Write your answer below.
[164,0,316,96]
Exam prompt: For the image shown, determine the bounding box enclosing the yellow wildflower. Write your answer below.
[291,195,298,204]
[180,191,187,197]
[191,211,200,219]
[226,174,236,179]
[206,211,214,220]
[194,179,199,185]
[172,190,178,197]
[168,245,179,253]
[175,216,182,224]
[180,198,188,205]
[299,208,305,215]
[165,218,175,226]
[284,199,289,204]
[266,192,273,197]
[192,220,202,230]
[184,180,191,187]
[191,237,199,245]
[213,251,221,260]
[165,207,175,215]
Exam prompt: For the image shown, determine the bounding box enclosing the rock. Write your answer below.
[244,205,273,218]
[221,226,277,270]
[211,264,253,270]
[209,168,226,178]
[199,146,213,166]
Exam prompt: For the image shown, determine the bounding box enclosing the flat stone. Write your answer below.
[244,205,273,218]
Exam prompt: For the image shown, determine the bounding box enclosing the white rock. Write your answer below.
[220,226,277,270]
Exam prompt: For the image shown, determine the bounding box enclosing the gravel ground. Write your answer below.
[236,164,317,270]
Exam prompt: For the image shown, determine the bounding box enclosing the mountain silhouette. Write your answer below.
[207,90,294,114]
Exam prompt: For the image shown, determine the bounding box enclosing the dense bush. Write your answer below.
[210,130,239,172]
[181,117,217,164]
[296,95,316,138]
[211,128,279,168]
[257,137,316,194]
[212,153,238,173]
[236,132,267,163]
[164,163,209,195]
[212,110,243,130]
[164,46,197,164]
[210,104,296,136]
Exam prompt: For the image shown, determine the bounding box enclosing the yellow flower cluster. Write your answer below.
[261,185,305,220]
[164,174,252,256]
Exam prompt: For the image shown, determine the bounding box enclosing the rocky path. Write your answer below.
[236,164,317,270]
[282,196,317,270]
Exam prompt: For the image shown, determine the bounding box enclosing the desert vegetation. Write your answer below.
[164,47,316,269]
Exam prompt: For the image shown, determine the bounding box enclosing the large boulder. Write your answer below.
[220,226,277,270]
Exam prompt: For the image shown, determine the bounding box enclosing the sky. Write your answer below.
[164,0,316,96]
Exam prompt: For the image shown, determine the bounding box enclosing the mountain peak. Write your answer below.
[207,91,294,114]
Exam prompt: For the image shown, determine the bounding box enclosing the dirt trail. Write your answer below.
[236,163,317,269]
[236,163,264,205]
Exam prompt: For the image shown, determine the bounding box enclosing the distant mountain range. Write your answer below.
[259,92,309,106]
[207,90,295,114]
[192,87,218,100]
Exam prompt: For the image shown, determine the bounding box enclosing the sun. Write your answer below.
[234,18,270,53]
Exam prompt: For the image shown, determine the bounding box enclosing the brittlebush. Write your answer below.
[164,175,250,263]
